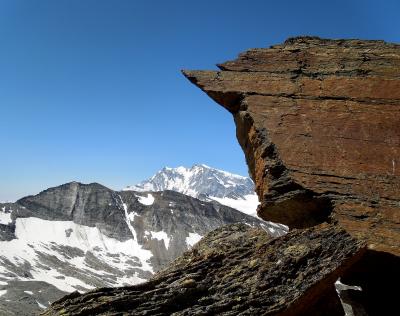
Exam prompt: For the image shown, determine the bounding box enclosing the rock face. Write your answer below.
[183,37,400,256]
[1,182,275,315]
[42,223,364,316]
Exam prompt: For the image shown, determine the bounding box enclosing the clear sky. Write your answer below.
[1,0,399,201]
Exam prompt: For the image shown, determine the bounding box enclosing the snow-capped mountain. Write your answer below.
[0,182,285,315]
[124,164,260,216]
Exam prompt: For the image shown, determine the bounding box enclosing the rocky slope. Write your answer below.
[43,37,399,315]
[43,223,365,316]
[124,164,261,216]
[0,182,277,315]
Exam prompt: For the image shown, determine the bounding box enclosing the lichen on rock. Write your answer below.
[42,223,364,316]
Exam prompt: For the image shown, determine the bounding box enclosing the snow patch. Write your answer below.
[136,193,155,206]
[176,166,187,173]
[0,290,6,297]
[209,194,259,216]
[120,197,138,240]
[24,290,33,295]
[148,231,170,249]
[0,217,153,292]
[186,232,202,247]
[36,300,47,309]
[0,207,12,225]
[335,279,362,292]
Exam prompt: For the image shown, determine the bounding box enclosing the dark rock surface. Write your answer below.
[42,223,365,316]
[0,281,66,316]
[340,250,400,315]
[17,182,132,241]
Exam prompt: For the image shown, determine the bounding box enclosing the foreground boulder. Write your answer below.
[43,223,364,316]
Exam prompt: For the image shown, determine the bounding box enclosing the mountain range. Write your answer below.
[0,165,287,315]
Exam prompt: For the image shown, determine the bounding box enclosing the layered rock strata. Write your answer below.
[43,223,364,316]
[183,37,400,256]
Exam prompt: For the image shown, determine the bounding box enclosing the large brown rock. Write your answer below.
[42,223,364,316]
[183,37,400,256]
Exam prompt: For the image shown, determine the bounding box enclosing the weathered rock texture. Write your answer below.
[183,37,400,256]
[43,223,364,316]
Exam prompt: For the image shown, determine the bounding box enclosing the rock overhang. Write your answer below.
[182,36,400,256]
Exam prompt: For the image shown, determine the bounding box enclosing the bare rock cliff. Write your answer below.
[183,37,400,257]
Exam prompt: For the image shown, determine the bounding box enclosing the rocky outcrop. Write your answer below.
[42,223,364,316]
[183,37,400,256]
[183,36,400,315]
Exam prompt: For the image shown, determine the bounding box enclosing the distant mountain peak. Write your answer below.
[125,164,253,197]
[124,164,259,215]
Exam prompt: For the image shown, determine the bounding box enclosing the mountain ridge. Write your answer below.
[124,164,260,215]
[0,176,285,315]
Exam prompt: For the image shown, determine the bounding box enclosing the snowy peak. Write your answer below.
[124,164,255,200]
[124,164,260,215]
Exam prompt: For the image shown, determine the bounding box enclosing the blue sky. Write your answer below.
[1,0,399,201]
